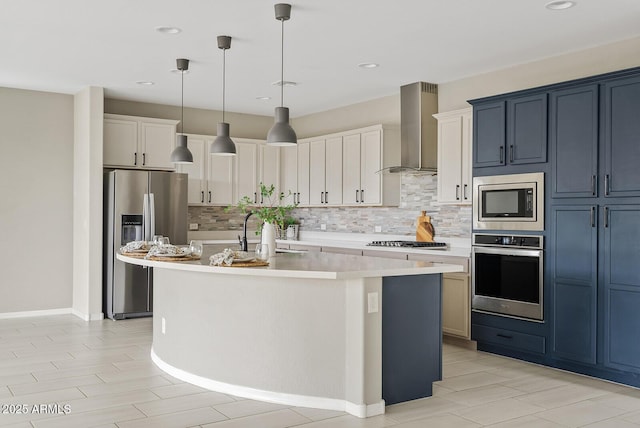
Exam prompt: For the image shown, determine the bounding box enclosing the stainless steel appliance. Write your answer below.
[473,172,544,231]
[367,240,447,249]
[472,233,544,321]
[103,169,187,320]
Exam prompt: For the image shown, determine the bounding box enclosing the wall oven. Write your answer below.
[472,233,544,321]
[473,172,544,231]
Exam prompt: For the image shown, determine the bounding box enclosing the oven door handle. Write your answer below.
[472,246,543,258]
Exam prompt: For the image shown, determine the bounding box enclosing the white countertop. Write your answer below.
[117,251,462,280]
[189,231,471,258]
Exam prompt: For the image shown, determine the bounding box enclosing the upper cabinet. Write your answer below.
[472,93,547,168]
[104,114,179,170]
[309,137,343,206]
[235,138,281,206]
[434,108,472,204]
[602,75,640,198]
[175,134,233,206]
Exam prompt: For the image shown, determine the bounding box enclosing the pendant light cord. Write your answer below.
[280,17,284,107]
[222,47,226,123]
[181,69,184,134]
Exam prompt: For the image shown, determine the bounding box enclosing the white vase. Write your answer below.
[261,221,277,257]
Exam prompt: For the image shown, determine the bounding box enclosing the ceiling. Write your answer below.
[2,0,640,117]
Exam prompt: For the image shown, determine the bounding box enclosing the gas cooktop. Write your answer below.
[367,240,447,249]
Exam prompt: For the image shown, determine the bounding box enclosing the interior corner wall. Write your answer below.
[438,36,640,111]
[73,87,104,321]
[0,87,74,314]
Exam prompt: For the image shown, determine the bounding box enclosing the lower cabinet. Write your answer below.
[442,273,470,339]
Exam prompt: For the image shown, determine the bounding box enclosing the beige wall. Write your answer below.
[0,87,74,314]
[104,99,274,140]
[438,36,640,112]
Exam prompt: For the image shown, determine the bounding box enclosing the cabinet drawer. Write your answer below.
[407,254,469,273]
[472,324,545,354]
[321,246,363,256]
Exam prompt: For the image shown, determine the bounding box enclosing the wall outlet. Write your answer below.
[161,317,166,334]
[320,223,327,231]
[368,292,379,313]
[374,225,382,233]
[189,223,199,231]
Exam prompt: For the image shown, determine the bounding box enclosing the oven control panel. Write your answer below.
[473,233,543,249]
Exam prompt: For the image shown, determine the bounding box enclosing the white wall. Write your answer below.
[0,87,74,314]
[73,87,104,320]
[438,36,640,111]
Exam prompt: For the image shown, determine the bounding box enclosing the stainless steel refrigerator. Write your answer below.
[103,169,187,320]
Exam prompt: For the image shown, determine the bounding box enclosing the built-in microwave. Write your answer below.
[473,172,544,231]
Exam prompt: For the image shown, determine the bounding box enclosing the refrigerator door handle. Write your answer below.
[149,193,156,239]
[143,193,150,241]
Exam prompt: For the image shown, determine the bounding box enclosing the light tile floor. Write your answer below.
[1,315,640,427]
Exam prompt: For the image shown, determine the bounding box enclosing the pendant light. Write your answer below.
[266,3,297,146]
[211,35,237,156]
[170,58,194,164]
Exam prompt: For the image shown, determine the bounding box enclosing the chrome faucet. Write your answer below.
[238,212,253,252]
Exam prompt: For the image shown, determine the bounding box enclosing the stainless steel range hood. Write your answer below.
[382,82,438,173]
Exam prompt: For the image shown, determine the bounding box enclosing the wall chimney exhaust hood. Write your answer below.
[381,82,438,173]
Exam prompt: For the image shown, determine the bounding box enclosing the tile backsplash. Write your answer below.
[188,172,471,238]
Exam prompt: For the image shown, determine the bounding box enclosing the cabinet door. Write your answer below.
[603,76,640,198]
[473,101,505,168]
[104,118,138,167]
[280,145,298,205]
[140,121,176,169]
[551,205,597,364]
[297,142,310,206]
[259,144,280,205]
[176,136,207,205]
[360,130,382,205]
[208,151,234,205]
[308,140,326,205]
[436,115,464,203]
[442,273,470,339]
[235,141,258,203]
[507,93,547,165]
[324,137,343,206]
[603,205,640,372]
[461,110,473,202]
[550,85,599,198]
[342,134,361,205]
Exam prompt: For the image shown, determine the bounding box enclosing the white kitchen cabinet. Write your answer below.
[297,142,310,206]
[258,143,280,205]
[341,125,400,206]
[308,137,343,206]
[280,145,298,206]
[104,114,178,170]
[235,139,259,204]
[434,108,473,204]
[175,134,233,206]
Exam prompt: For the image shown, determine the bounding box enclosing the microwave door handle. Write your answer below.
[149,193,156,239]
[143,193,150,241]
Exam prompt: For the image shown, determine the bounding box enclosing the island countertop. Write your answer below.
[117,250,463,279]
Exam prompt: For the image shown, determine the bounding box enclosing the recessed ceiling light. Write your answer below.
[155,26,182,34]
[358,62,379,69]
[136,81,154,86]
[272,80,297,87]
[256,96,272,101]
[545,1,576,10]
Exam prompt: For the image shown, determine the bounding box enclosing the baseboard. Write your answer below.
[151,348,380,418]
[71,309,105,321]
[0,308,72,319]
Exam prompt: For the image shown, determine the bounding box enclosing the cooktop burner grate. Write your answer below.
[367,240,447,248]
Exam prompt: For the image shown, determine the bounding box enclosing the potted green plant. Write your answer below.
[227,183,298,255]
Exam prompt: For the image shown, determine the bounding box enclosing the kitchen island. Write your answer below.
[117,251,462,418]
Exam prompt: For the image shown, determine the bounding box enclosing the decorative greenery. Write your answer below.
[226,183,298,235]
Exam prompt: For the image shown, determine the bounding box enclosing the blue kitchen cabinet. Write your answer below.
[472,93,547,169]
[602,76,640,198]
[473,101,505,168]
[507,93,548,165]
[603,205,640,373]
[550,85,599,198]
[550,205,597,364]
